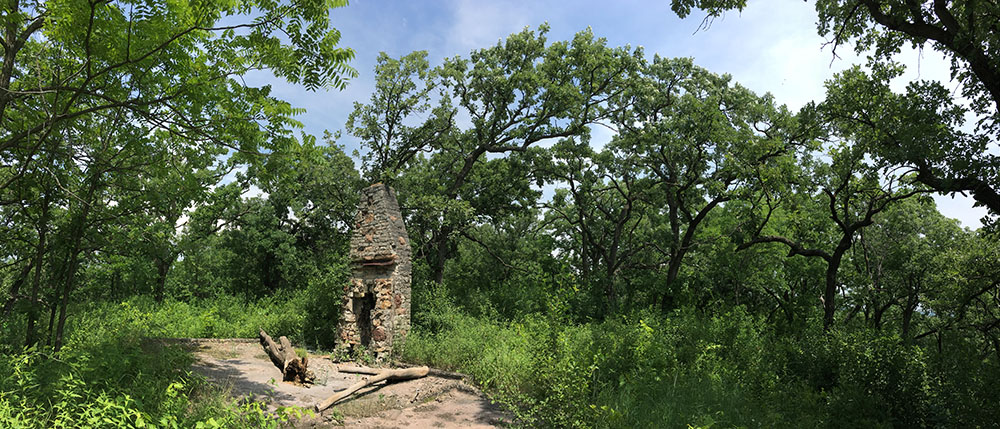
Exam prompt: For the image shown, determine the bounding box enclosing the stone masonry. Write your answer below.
[337,184,411,358]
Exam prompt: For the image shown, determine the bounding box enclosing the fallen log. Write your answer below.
[258,329,314,383]
[315,366,429,412]
[335,364,383,375]
[337,364,467,380]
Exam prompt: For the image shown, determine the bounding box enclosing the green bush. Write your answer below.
[0,324,298,428]
[301,259,349,349]
[404,306,806,427]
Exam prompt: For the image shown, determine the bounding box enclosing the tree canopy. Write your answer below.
[671,0,1000,225]
[0,0,356,350]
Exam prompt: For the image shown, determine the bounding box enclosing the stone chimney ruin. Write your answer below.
[337,184,411,358]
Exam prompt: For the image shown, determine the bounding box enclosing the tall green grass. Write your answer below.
[65,294,305,341]
[403,304,1000,428]
[403,306,815,427]
[64,265,345,348]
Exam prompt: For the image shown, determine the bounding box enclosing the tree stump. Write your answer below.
[258,329,314,383]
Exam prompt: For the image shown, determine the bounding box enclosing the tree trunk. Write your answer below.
[661,251,683,311]
[430,226,452,284]
[258,329,314,383]
[901,282,920,343]
[45,295,57,346]
[2,261,33,320]
[823,255,842,332]
[153,253,176,303]
[659,196,725,312]
[52,174,98,352]
[24,220,47,347]
[24,165,52,348]
[604,264,617,314]
[872,301,891,331]
[901,302,916,343]
[52,250,81,352]
[52,211,90,352]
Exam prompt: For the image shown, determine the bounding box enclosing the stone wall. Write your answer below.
[337,184,411,358]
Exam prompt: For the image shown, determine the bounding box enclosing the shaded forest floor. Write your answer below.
[181,338,510,428]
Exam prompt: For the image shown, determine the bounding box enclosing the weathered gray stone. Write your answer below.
[337,184,411,359]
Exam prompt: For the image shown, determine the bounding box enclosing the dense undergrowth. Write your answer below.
[0,293,323,428]
[3,289,998,428]
[402,289,1000,428]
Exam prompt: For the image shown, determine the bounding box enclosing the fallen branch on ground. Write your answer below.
[315,366,430,412]
[337,364,467,380]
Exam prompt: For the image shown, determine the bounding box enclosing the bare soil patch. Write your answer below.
[172,339,511,428]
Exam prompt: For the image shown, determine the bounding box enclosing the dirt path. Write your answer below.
[342,388,510,429]
[177,339,511,428]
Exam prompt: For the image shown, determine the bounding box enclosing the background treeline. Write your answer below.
[2,0,1000,427]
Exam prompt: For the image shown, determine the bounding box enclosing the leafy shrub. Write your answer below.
[0,296,323,428]
[0,340,291,428]
[301,259,349,348]
[407,305,993,428]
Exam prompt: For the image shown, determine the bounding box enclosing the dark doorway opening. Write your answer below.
[353,293,375,348]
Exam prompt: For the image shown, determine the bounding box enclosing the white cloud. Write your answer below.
[447,0,535,52]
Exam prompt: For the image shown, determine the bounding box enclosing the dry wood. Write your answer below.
[335,364,379,375]
[427,368,467,380]
[258,329,314,383]
[315,366,429,412]
[338,364,467,380]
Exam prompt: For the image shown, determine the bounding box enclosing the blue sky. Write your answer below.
[246,0,987,228]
